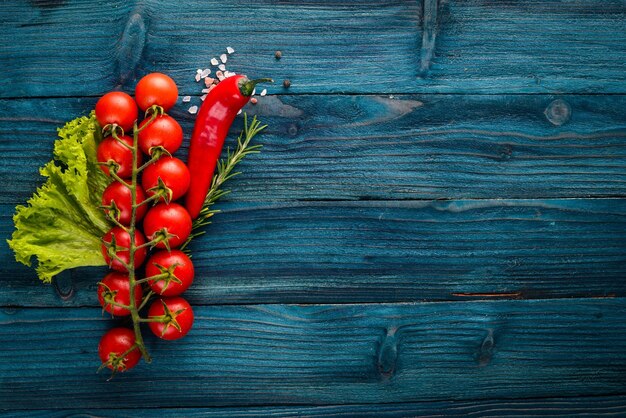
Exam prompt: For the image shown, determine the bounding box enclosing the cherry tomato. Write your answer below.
[142,203,192,249]
[141,157,190,202]
[95,92,138,132]
[138,115,183,156]
[101,181,147,225]
[101,226,147,271]
[135,73,178,111]
[97,135,142,178]
[97,271,143,316]
[98,327,141,371]
[148,297,194,340]
[145,250,194,296]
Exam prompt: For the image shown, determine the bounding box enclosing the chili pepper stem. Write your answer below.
[239,78,273,96]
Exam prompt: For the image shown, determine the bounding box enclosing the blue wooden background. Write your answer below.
[1,0,626,416]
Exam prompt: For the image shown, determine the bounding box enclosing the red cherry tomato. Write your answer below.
[97,271,143,316]
[138,115,183,156]
[95,92,138,132]
[135,73,178,111]
[141,157,190,202]
[142,203,192,249]
[145,250,194,296]
[101,181,147,225]
[101,226,147,271]
[97,135,142,179]
[148,297,194,340]
[98,327,141,371]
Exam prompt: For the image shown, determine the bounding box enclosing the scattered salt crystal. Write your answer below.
[220,54,228,63]
[208,84,216,92]
[211,58,219,66]
[200,68,211,78]
[216,70,225,81]
[251,97,258,104]
[196,69,202,74]
[218,64,226,71]
[226,46,235,54]
[251,88,256,96]
[201,88,210,93]
[223,71,235,78]
[204,77,215,87]
[201,94,207,101]
[182,96,191,102]
[237,109,242,115]
[260,89,267,96]
[188,106,198,114]
[195,73,201,82]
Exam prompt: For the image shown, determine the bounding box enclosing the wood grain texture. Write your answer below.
[12,395,626,417]
[3,95,625,306]
[2,95,626,204]
[1,0,625,97]
[2,198,626,306]
[1,299,625,409]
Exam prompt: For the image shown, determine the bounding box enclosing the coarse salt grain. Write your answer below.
[201,88,210,93]
[226,46,235,54]
[260,89,267,96]
[220,54,228,63]
[188,105,198,114]
[237,109,242,115]
[224,71,235,78]
[204,77,215,87]
[251,88,256,96]
[200,68,211,78]
[210,58,219,66]
[251,97,258,104]
[201,94,207,101]
[216,71,225,81]
[182,96,191,102]
[195,73,201,82]
[218,64,226,71]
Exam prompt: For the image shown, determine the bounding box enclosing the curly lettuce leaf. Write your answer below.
[7,112,111,282]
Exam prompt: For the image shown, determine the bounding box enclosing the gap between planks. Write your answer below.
[2,295,623,311]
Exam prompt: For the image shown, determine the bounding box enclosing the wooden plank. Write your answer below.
[8,395,626,416]
[1,299,625,408]
[3,198,626,306]
[2,95,626,204]
[1,0,625,97]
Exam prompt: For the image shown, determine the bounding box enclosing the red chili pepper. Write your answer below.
[185,75,271,219]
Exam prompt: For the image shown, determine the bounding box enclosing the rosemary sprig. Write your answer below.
[179,113,266,251]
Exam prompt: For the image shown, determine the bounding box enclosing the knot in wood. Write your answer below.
[545,99,571,126]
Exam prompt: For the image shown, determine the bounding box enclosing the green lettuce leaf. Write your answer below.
[7,112,111,282]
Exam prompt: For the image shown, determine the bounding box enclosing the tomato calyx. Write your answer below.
[98,281,132,314]
[144,104,165,119]
[146,262,183,293]
[101,123,125,138]
[100,200,121,223]
[97,344,140,379]
[149,299,186,337]
[146,177,174,204]
[147,145,171,160]
[101,234,130,269]
[98,159,122,176]
[148,227,178,252]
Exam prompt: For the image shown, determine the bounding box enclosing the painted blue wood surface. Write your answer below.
[2,95,626,203]
[1,299,625,409]
[2,199,626,306]
[1,0,625,97]
[1,0,626,414]
[10,395,626,417]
